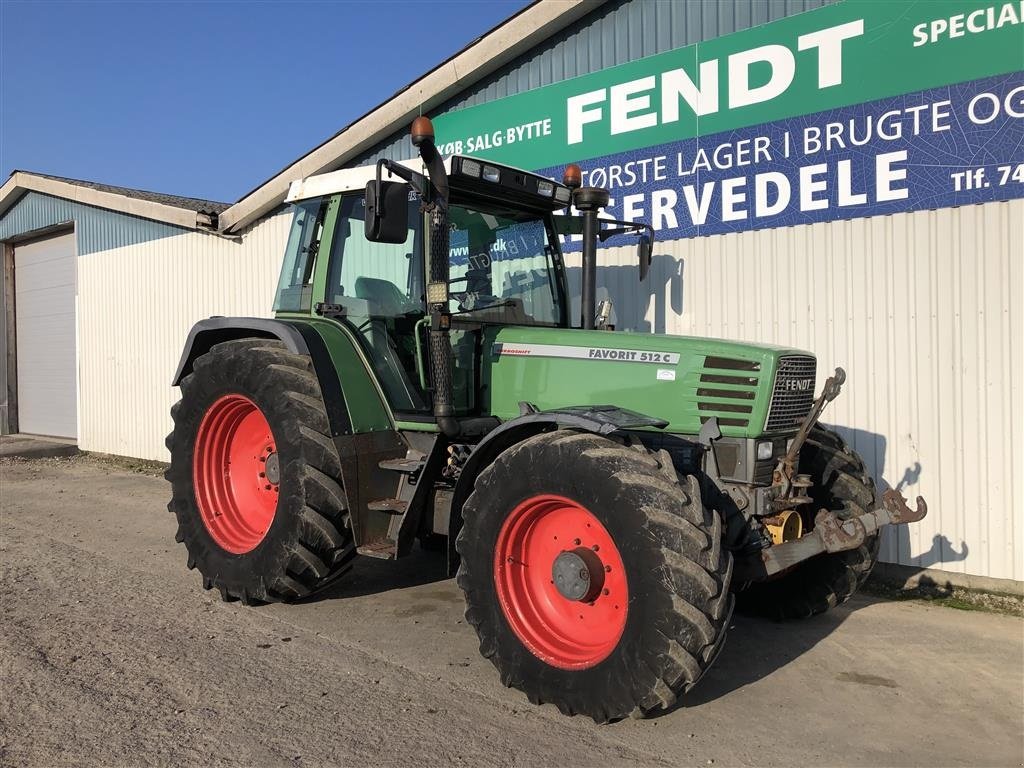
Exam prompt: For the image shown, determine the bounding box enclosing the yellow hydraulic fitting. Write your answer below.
[764,510,803,545]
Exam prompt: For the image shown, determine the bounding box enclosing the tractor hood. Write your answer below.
[482,325,816,439]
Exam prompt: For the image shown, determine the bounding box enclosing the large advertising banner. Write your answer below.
[433,0,1024,242]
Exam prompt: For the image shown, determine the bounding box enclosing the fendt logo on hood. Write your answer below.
[780,377,814,392]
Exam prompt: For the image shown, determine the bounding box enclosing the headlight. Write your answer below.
[460,159,481,178]
[756,440,774,461]
[536,180,554,197]
[482,165,500,183]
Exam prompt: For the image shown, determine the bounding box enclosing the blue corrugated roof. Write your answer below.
[0,191,188,256]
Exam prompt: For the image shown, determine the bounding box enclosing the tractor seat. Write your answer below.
[355,277,407,317]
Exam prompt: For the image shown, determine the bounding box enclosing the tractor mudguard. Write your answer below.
[172,317,310,386]
[172,316,370,440]
[174,315,415,551]
[446,404,668,573]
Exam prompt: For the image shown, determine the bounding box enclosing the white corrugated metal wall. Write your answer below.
[75,211,290,462]
[567,199,1022,583]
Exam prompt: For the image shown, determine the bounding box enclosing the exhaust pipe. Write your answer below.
[411,118,460,439]
[563,165,609,330]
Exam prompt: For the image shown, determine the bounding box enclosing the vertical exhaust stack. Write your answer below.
[411,117,459,438]
[563,164,609,330]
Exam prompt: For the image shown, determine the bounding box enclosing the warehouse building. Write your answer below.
[1,0,1020,587]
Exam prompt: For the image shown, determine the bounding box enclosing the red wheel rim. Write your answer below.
[493,494,628,670]
[193,394,279,554]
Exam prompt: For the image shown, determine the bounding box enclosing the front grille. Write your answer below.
[765,355,816,431]
[697,356,761,428]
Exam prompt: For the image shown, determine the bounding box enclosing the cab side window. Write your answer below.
[274,198,329,313]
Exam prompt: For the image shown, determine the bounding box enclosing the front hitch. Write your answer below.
[735,489,928,581]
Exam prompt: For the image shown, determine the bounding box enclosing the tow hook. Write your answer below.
[814,488,928,554]
[881,488,928,525]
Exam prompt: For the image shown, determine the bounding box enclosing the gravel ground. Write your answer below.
[1,454,1022,767]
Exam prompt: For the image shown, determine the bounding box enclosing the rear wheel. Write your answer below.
[735,425,879,619]
[456,430,734,722]
[166,339,355,603]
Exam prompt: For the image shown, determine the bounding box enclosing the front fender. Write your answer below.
[446,405,667,573]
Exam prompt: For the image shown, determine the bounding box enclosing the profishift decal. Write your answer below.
[492,342,681,365]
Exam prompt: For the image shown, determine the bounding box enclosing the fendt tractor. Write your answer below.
[167,117,927,722]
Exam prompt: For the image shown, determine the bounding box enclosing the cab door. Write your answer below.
[320,193,431,416]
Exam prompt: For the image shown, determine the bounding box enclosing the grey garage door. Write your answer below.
[14,232,77,438]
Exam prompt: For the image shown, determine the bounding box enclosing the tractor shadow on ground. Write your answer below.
[673,603,861,714]
[300,544,449,603]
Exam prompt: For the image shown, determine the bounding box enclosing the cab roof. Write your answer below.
[285,155,572,213]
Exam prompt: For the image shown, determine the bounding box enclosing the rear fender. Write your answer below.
[171,318,309,386]
[173,316,407,549]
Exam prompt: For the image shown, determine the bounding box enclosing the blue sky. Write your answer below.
[0,0,528,203]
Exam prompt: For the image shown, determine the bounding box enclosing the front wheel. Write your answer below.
[456,430,734,722]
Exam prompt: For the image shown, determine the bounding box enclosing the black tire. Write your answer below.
[456,430,734,723]
[166,339,355,603]
[735,424,879,619]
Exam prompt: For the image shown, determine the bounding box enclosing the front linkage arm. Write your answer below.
[771,366,846,500]
[738,490,928,580]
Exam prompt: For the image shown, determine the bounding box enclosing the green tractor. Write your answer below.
[167,117,926,722]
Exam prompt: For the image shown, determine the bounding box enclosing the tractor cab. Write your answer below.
[275,154,575,419]
[273,120,652,431]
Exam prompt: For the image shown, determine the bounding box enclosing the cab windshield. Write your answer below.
[447,205,564,327]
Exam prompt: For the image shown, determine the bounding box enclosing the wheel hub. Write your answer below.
[493,494,628,670]
[551,547,605,602]
[264,451,280,485]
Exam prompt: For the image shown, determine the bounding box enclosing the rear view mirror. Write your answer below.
[365,181,410,244]
[637,234,652,281]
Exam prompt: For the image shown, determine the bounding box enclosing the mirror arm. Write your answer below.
[597,219,655,243]
[375,159,429,199]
